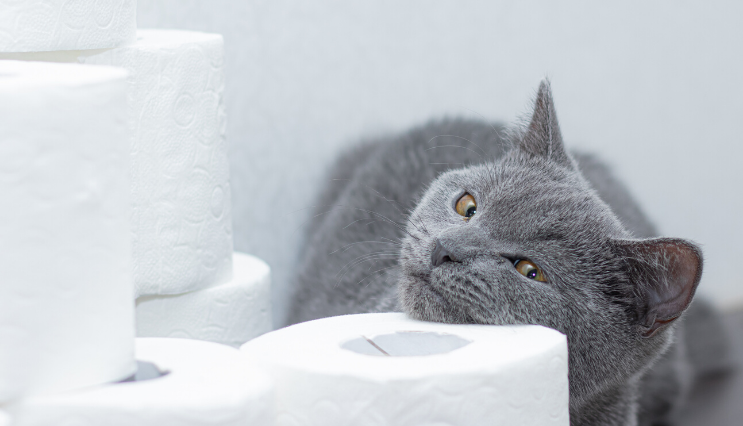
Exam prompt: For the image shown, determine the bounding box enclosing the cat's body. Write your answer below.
[288,83,731,426]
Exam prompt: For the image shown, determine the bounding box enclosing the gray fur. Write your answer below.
[287,81,732,426]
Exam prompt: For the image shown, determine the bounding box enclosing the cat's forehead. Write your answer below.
[434,157,580,197]
[425,157,623,239]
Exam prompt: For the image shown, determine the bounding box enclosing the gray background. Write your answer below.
[137,0,743,326]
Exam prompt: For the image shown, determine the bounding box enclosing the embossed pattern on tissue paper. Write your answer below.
[82,32,233,297]
[272,349,569,425]
[135,254,272,347]
[0,0,136,52]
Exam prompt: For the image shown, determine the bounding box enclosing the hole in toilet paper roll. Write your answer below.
[341,331,471,357]
[120,361,170,382]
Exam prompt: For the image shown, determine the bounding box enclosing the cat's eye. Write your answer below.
[514,259,547,282]
[455,193,477,219]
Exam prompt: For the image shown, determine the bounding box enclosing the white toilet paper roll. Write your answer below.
[0,0,136,52]
[242,313,570,426]
[6,338,274,426]
[0,61,135,402]
[0,29,234,297]
[87,29,233,298]
[136,252,272,347]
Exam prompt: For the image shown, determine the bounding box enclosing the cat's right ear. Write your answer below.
[519,80,574,169]
[611,238,703,338]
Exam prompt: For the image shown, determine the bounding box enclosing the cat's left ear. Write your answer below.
[611,238,703,338]
[520,79,575,169]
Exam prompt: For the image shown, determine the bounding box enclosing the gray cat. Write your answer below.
[287,81,731,426]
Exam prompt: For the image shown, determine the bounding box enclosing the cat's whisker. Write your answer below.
[425,144,484,159]
[283,204,341,238]
[455,107,507,144]
[329,240,403,256]
[335,251,398,276]
[379,236,404,246]
[341,218,369,230]
[427,134,487,157]
[334,252,398,288]
[355,265,398,287]
[301,203,419,240]
[356,183,428,236]
[410,214,431,236]
[343,205,423,241]
[340,253,398,274]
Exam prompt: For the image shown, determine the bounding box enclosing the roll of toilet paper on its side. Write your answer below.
[136,252,272,347]
[6,338,274,426]
[0,30,234,297]
[242,313,570,426]
[0,0,136,52]
[0,61,135,402]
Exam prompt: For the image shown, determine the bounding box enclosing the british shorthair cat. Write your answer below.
[288,81,731,426]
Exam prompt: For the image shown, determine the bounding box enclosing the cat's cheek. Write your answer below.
[398,274,451,321]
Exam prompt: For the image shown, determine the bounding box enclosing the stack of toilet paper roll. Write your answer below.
[242,313,571,426]
[4,338,274,426]
[1,3,274,423]
[0,60,136,403]
[1,28,273,348]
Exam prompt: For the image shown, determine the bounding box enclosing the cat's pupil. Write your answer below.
[527,270,537,279]
[465,206,476,217]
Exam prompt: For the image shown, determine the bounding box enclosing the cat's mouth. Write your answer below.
[400,269,485,324]
[414,261,520,325]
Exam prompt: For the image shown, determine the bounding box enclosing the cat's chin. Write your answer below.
[398,274,473,324]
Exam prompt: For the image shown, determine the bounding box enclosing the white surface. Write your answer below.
[241,313,569,426]
[134,1,743,323]
[0,410,10,426]
[136,252,272,347]
[0,60,135,402]
[6,338,274,426]
[0,0,136,52]
[1,30,235,297]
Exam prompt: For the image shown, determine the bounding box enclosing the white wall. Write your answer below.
[137,0,743,325]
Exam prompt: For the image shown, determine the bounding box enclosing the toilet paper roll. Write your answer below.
[0,60,135,402]
[6,338,274,426]
[85,29,233,298]
[242,313,570,426]
[0,0,136,52]
[0,29,234,297]
[136,252,272,347]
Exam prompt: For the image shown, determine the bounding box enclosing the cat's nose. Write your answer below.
[431,239,456,267]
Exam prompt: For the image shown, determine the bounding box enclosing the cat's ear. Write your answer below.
[519,79,574,168]
[611,238,703,338]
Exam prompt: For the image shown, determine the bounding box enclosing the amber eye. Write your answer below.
[514,260,547,282]
[455,193,477,219]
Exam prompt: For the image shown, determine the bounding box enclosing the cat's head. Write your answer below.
[398,80,702,401]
